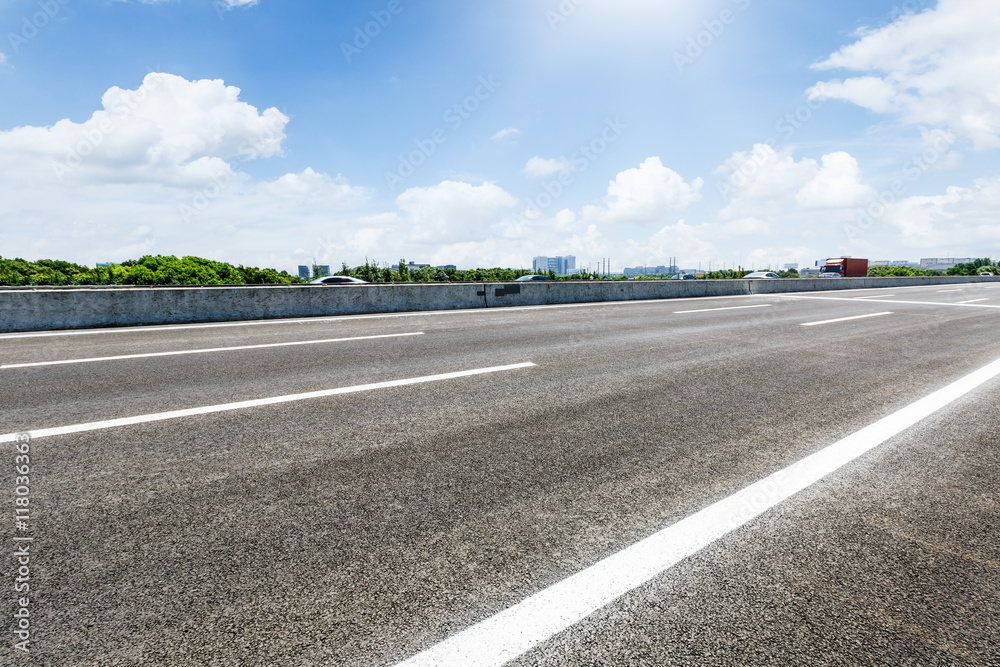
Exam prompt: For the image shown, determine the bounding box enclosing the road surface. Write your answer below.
[2,283,999,665]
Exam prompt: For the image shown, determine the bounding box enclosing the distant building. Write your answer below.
[920,258,974,272]
[391,262,430,271]
[436,265,457,270]
[532,255,576,275]
[96,263,113,268]
[624,265,678,277]
[800,265,821,276]
[298,265,311,279]
[872,260,918,267]
[312,265,331,278]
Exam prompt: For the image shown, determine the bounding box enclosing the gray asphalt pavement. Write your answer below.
[2,283,999,665]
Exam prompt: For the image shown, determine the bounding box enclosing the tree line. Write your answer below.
[0,255,300,286]
[2,254,994,286]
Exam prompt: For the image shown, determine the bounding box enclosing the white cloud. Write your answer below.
[523,156,574,178]
[810,0,1000,149]
[717,144,875,220]
[0,53,7,67]
[491,127,520,140]
[876,176,1000,249]
[222,0,259,7]
[795,152,876,209]
[395,181,518,243]
[724,217,771,236]
[641,220,713,260]
[0,73,369,269]
[583,157,703,224]
[0,73,289,187]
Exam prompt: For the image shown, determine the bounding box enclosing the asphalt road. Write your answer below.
[2,283,999,666]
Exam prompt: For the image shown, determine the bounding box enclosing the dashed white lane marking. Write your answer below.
[800,312,893,327]
[957,299,988,304]
[771,295,1000,310]
[0,332,424,369]
[674,304,772,314]
[394,355,1000,667]
[0,362,536,444]
[854,295,895,299]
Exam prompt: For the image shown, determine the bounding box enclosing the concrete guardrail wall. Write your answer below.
[1,276,997,333]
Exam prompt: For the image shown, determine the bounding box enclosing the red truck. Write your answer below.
[820,257,869,278]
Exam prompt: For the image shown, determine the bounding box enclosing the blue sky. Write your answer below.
[1,0,998,272]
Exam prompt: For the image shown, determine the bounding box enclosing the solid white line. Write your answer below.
[957,299,988,304]
[854,295,895,299]
[674,304,771,314]
[394,354,1000,667]
[0,332,424,369]
[936,289,963,292]
[800,312,893,327]
[0,362,536,444]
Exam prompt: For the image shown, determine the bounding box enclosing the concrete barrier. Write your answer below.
[0,283,486,333]
[1,276,997,333]
[749,275,999,293]
[483,278,750,307]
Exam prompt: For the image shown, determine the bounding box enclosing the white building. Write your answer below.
[533,255,576,275]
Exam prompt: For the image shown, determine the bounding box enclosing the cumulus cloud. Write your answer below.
[583,157,703,223]
[795,152,876,209]
[717,144,875,220]
[810,0,1000,149]
[876,176,1000,248]
[395,181,518,242]
[523,156,574,178]
[0,73,288,187]
[0,73,368,268]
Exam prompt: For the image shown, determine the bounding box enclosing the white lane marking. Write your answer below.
[854,294,895,299]
[936,289,963,292]
[674,304,772,314]
[957,299,988,304]
[0,296,758,339]
[394,355,1000,667]
[771,295,1000,310]
[0,332,424,370]
[800,312,893,327]
[0,362,535,444]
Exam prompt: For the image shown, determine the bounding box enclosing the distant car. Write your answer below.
[745,271,780,279]
[515,275,553,281]
[310,276,368,285]
[668,274,697,280]
[980,272,994,276]
[818,272,844,278]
